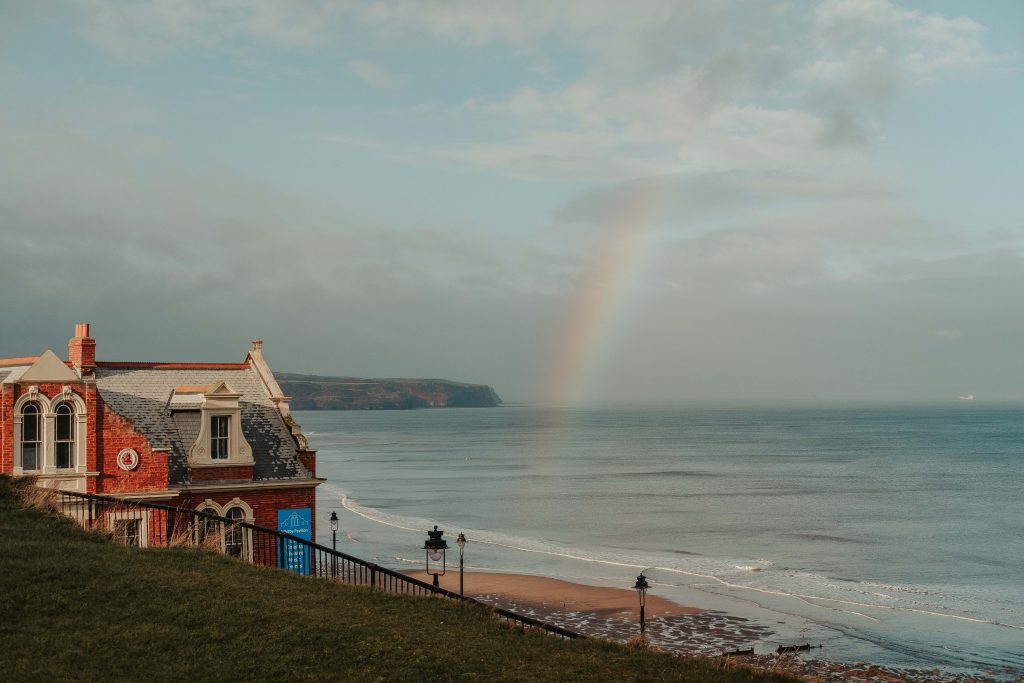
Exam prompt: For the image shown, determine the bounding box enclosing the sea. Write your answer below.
[298,404,1024,678]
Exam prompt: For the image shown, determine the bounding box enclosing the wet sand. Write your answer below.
[405,570,696,618]
[405,570,771,653]
[404,570,1009,682]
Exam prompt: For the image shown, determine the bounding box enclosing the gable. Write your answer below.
[19,350,80,383]
[206,381,238,396]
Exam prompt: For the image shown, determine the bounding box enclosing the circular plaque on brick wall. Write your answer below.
[117,448,140,471]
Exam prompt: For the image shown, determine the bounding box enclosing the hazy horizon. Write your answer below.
[2,1,1022,404]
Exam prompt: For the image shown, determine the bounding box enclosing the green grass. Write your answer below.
[0,477,796,682]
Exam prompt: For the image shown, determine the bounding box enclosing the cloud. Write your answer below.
[810,0,1000,88]
[347,59,405,89]
[555,169,893,226]
[3,113,1023,402]
[0,118,582,398]
[74,0,343,60]
[70,0,1009,186]
[6,1,1021,402]
[426,131,675,183]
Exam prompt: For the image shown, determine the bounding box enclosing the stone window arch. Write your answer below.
[223,498,254,560]
[194,500,223,548]
[193,499,253,560]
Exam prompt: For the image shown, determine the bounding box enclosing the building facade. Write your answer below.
[0,324,321,546]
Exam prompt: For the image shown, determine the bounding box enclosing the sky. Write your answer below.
[1,0,1022,403]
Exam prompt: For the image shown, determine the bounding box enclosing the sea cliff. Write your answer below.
[277,373,502,410]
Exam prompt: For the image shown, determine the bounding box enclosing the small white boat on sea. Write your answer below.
[959,394,975,401]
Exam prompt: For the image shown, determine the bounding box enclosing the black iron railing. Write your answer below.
[50,488,584,640]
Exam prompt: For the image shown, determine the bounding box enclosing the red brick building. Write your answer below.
[0,324,321,545]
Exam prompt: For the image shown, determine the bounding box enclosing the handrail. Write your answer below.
[50,488,585,641]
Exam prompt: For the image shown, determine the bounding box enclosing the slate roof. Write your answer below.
[95,365,310,486]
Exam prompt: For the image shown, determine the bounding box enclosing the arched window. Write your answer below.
[54,402,75,469]
[20,402,41,471]
[224,506,246,557]
[194,502,221,548]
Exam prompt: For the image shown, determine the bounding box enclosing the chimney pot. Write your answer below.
[69,322,96,371]
[252,339,263,351]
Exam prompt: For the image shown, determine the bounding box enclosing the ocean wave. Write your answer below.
[323,484,1023,632]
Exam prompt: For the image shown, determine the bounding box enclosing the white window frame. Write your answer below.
[105,510,149,548]
[210,414,230,460]
[17,400,43,472]
[53,401,76,470]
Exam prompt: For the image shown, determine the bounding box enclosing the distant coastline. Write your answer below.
[277,372,502,410]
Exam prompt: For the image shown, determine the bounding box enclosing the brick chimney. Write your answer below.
[68,323,96,374]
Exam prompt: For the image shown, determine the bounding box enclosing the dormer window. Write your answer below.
[178,381,254,468]
[211,415,230,459]
[20,402,41,471]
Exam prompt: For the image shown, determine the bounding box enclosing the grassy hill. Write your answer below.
[277,373,502,410]
[0,477,795,682]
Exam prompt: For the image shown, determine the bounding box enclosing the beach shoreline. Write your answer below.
[405,569,774,654]
[403,570,1011,683]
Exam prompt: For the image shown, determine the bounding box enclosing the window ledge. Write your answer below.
[188,459,255,468]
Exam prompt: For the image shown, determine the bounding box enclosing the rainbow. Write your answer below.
[541,180,665,406]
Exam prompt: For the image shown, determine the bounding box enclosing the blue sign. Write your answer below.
[277,508,311,574]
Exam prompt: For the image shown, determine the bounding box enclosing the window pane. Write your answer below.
[225,508,243,556]
[22,443,38,470]
[115,520,141,546]
[211,415,229,459]
[195,517,220,545]
[56,442,73,469]
[23,405,39,441]
[56,404,73,440]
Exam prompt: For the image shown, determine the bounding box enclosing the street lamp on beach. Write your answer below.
[423,525,449,589]
[456,532,467,596]
[330,511,339,579]
[633,572,650,635]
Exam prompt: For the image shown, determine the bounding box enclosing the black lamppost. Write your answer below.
[423,525,449,589]
[456,532,467,596]
[330,511,339,579]
[633,572,649,635]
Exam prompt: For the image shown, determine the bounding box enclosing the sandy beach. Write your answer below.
[404,569,773,655]
[405,570,696,618]
[403,570,1008,682]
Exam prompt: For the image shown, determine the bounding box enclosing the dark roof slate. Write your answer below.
[95,366,309,486]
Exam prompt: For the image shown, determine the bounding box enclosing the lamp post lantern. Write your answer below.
[456,532,467,596]
[633,572,650,635]
[422,525,449,589]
